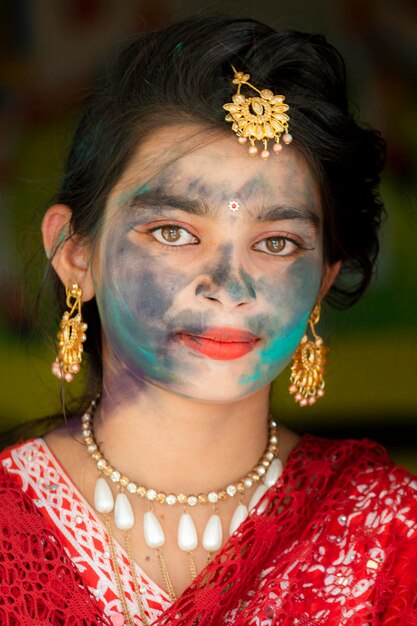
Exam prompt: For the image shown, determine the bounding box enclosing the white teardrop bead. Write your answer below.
[178,513,198,551]
[229,503,248,536]
[263,458,283,488]
[249,484,268,511]
[144,511,165,549]
[202,514,223,552]
[94,477,114,514]
[114,493,135,530]
[257,499,268,515]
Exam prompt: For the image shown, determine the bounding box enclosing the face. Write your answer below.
[91,127,325,403]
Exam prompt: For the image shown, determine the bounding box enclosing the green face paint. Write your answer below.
[94,128,325,405]
[56,225,68,248]
[240,312,310,387]
[48,224,70,259]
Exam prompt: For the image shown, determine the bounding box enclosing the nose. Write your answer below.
[195,251,256,309]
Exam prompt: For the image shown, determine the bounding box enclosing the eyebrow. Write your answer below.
[254,206,321,229]
[129,191,320,229]
[129,191,211,217]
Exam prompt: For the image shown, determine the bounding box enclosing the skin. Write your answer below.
[95,134,323,404]
[42,125,340,597]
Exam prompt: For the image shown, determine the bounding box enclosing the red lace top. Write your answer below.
[1,434,417,625]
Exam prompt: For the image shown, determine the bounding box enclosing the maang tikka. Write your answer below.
[223,66,293,159]
[51,282,87,382]
[289,304,327,407]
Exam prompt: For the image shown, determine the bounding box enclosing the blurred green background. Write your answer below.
[0,0,416,470]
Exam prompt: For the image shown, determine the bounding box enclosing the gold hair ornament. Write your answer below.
[223,66,293,159]
[51,282,87,382]
[289,304,327,406]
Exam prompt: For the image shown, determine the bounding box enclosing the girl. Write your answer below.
[1,16,416,626]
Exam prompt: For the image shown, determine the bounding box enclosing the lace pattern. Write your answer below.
[155,436,417,625]
[0,466,110,625]
[1,439,171,624]
[1,435,417,625]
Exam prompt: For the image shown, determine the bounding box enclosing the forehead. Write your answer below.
[107,125,321,213]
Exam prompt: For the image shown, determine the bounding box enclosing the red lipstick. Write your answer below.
[178,328,261,360]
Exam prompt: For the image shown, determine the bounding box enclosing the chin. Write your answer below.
[165,377,267,404]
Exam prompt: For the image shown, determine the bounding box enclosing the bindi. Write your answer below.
[228,200,240,212]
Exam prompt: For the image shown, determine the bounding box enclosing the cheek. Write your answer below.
[242,258,322,386]
[271,257,322,328]
[256,257,322,331]
[95,236,190,353]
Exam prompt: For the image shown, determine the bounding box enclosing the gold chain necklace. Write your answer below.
[81,399,283,624]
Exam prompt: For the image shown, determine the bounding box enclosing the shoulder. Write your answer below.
[295,433,413,483]
[294,433,392,465]
[290,434,393,483]
[0,485,109,624]
[292,434,417,535]
[0,437,39,475]
[0,441,54,549]
[0,438,44,512]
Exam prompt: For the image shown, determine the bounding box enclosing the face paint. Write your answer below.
[92,128,325,403]
[228,200,240,212]
[57,224,69,249]
[240,257,321,389]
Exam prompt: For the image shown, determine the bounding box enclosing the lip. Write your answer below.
[177,328,261,360]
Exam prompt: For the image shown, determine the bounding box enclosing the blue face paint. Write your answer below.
[96,237,198,387]
[238,253,321,390]
[240,311,309,386]
[57,226,68,247]
[201,244,257,303]
[94,135,325,404]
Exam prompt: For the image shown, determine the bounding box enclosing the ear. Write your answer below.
[318,260,342,302]
[41,204,95,301]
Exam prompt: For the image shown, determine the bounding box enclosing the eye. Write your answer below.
[253,236,300,256]
[149,224,199,246]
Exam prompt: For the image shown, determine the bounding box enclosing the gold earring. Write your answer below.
[289,304,327,407]
[51,282,88,382]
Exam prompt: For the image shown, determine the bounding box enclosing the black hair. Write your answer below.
[48,15,385,402]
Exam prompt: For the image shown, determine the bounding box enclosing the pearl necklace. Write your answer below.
[81,399,283,624]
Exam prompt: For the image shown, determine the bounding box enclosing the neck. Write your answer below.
[93,378,271,495]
